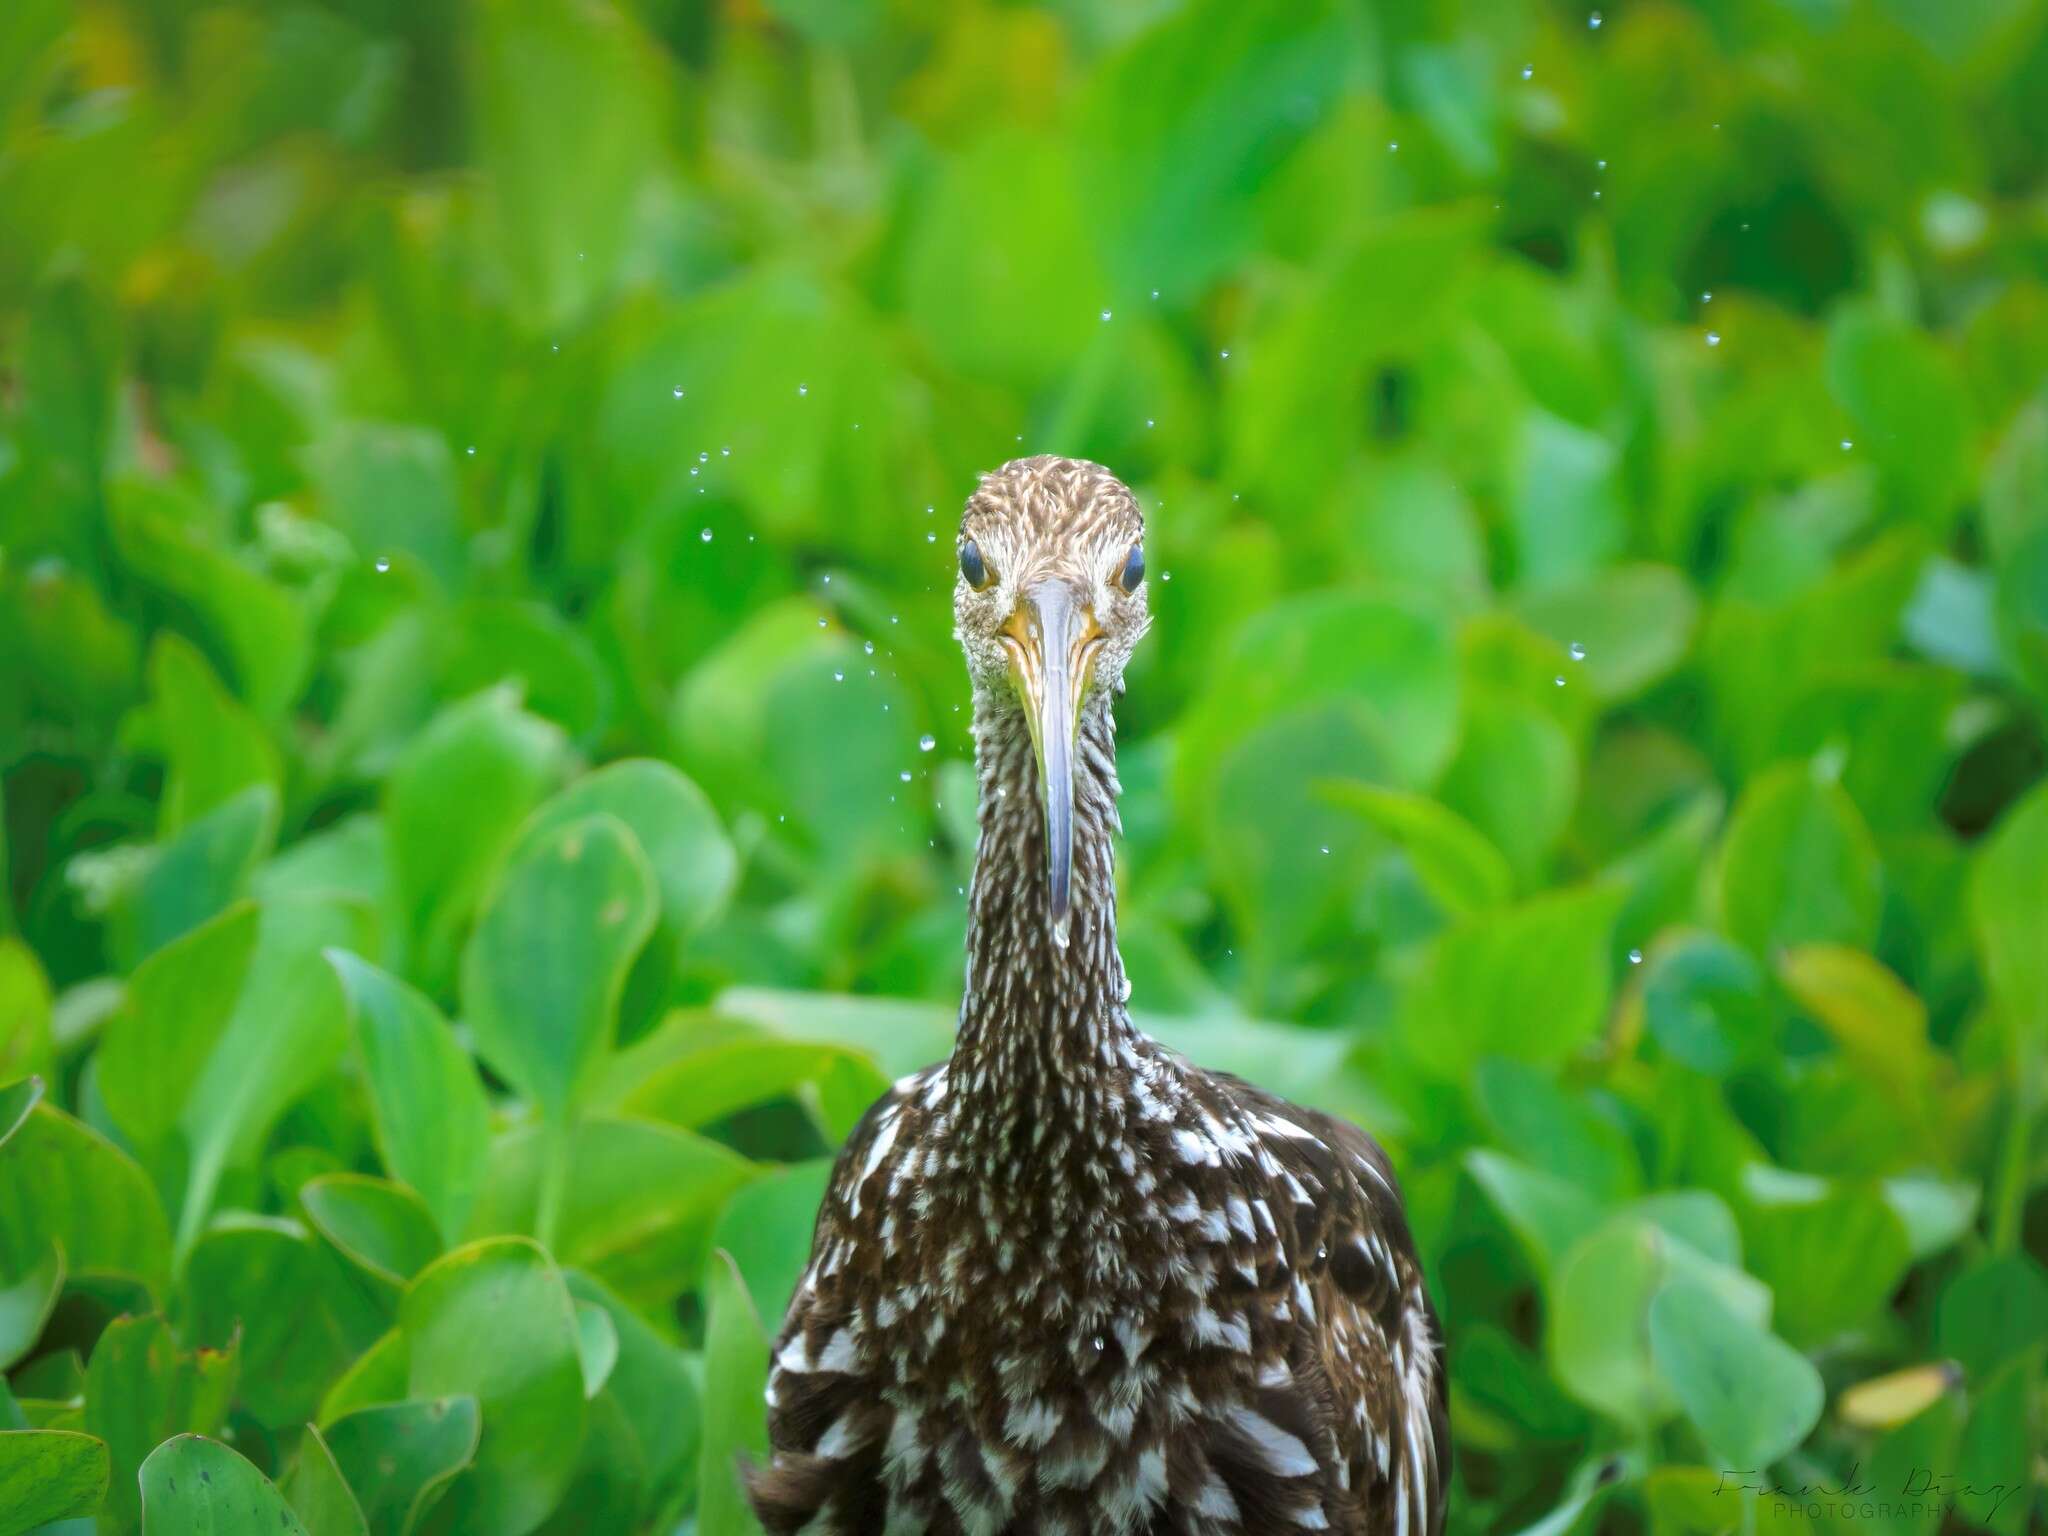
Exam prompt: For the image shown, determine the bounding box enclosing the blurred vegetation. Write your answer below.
[3,0,2048,1532]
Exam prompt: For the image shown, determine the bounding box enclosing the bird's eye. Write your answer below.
[1118,542,1145,593]
[959,539,991,589]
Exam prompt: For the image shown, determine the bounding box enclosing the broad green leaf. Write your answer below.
[139,1434,307,1535]
[302,1175,443,1288]
[564,1270,699,1515]
[1547,1212,1675,1426]
[307,424,465,594]
[323,1397,480,1536]
[84,1315,239,1531]
[0,939,54,1085]
[696,1250,769,1536]
[135,633,281,837]
[326,953,490,1242]
[284,1425,368,1536]
[183,1216,389,1425]
[1074,0,1344,302]
[472,0,657,330]
[618,1035,888,1134]
[1514,564,1700,703]
[1970,783,2048,1047]
[106,784,279,971]
[1716,763,1883,955]
[1825,306,1971,531]
[1463,1151,1605,1282]
[1937,1254,2048,1383]
[572,1299,618,1400]
[1738,1165,1913,1347]
[0,1101,170,1291]
[467,1116,758,1312]
[1778,946,1940,1128]
[385,688,567,992]
[1647,1279,1823,1469]
[710,1160,833,1330]
[1634,932,1772,1077]
[98,903,259,1146]
[1474,1059,1639,1203]
[402,1239,583,1536]
[1436,701,1579,888]
[463,814,656,1120]
[0,1241,62,1369]
[316,1329,409,1428]
[0,1428,108,1536]
[1402,883,1625,1076]
[1954,1363,2033,1536]
[1508,411,1627,591]
[0,1075,39,1150]
[1321,781,1513,915]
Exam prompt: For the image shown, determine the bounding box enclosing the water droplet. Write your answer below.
[1161,570,1172,581]
[891,614,900,625]
[899,770,912,783]
[919,734,936,752]
[1628,948,1644,965]
[797,383,809,397]
[823,574,832,584]
[1521,63,1533,79]
[1588,9,1602,26]
[1554,675,1567,687]
[833,670,844,682]
[1597,158,1608,170]
[672,386,684,399]
[1592,189,1602,200]
[1569,641,1587,660]
[817,617,828,628]
[864,641,876,655]
[1319,845,1331,855]
[373,557,391,573]
[465,445,476,456]
[1705,331,1721,347]
[1150,288,1160,300]
[1101,309,1113,322]
[1092,1335,1105,1352]
[721,445,732,456]
[1219,348,1230,359]
[1841,438,1854,451]
[689,465,700,477]
[926,531,937,543]
[700,528,713,542]
[1701,290,1713,303]
[1145,418,1156,429]
[1388,140,1399,153]
[699,451,710,463]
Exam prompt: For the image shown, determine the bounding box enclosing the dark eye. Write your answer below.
[1118,542,1145,593]
[959,538,990,589]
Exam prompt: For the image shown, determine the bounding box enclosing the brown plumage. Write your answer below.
[746,457,1449,1535]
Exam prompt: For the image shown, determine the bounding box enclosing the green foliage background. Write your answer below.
[2,0,2047,1531]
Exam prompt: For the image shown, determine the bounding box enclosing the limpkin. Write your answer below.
[747,456,1448,1535]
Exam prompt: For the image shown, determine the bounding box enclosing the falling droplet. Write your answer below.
[797,383,808,396]
[1701,290,1713,303]
[1705,331,1721,347]
[1150,288,1160,300]
[919,734,936,752]
[1597,158,1608,170]
[1161,570,1172,581]
[1521,63,1533,79]
[1320,845,1331,855]
[700,528,713,543]
[1145,418,1156,429]
[1219,348,1230,359]
[1841,438,1854,451]
[373,557,391,573]
[833,670,845,682]
[1628,948,1644,965]
[926,531,937,543]
[1569,641,1587,660]
[1592,189,1602,200]
[465,445,476,456]
[672,386,684,399]
[1554,675,1567,687]
[899,771,912,783]
[721,445,732,456]
[1388,140,1399,153]
[1101,309,1113,322]
[817,617,828,628]
[864,641,875,655]
[1589,9,1602,26]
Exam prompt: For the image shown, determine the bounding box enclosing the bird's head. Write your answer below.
[954,455,1151,946]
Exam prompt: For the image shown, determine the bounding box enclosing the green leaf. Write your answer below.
[563,1270,698,1516]
[139,1434,308,1535]
[0,1075,40,1150]
[402,1238,583,1536]
[467,1116,758,1313]
[316,1329,409,1428]
[1514,564,1701,703]
[384,689,567,993]
[696,1250,769,1536]
[1464,1150,1605,1283]
[1634,932,1772,1077]
[0,1428,108,1536]
[326,953,490,1243]
[135,634,281,837]
[1508,411,1627,591]
[1075,0,1344,302]
[1971,783,2048,1046]
[1716,763,1884,955]
[0,943,53,1088]
[307,424,465,594]
[572,1300,618,1400]
[1547,1212,1675,1426]
[106,785,279,971]
[1648,1279,1824,1469]
[1474,1059,1640,1203]
[283,1426,368,1536]
[709,1160,833,1331]
[615,1032,887,1135]
[99,902,259,1146]
[302,1175,443,1288]
[84,1315,239,1531]
[472,0,656,330]
[1738,1165,1914,1347]
[0,1101,171,1292]
[1320,781,1513,916]
[0,1241,62,1369]
[1937,1254,2048,1383]
[1402,883,1625,1077]
[1826,305,1971,531]
[322,1397,480,1536]
[182,1217,388,1428]
[462,814,657,1120]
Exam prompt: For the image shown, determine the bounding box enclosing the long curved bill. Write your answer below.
[1004,580,1100,949]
